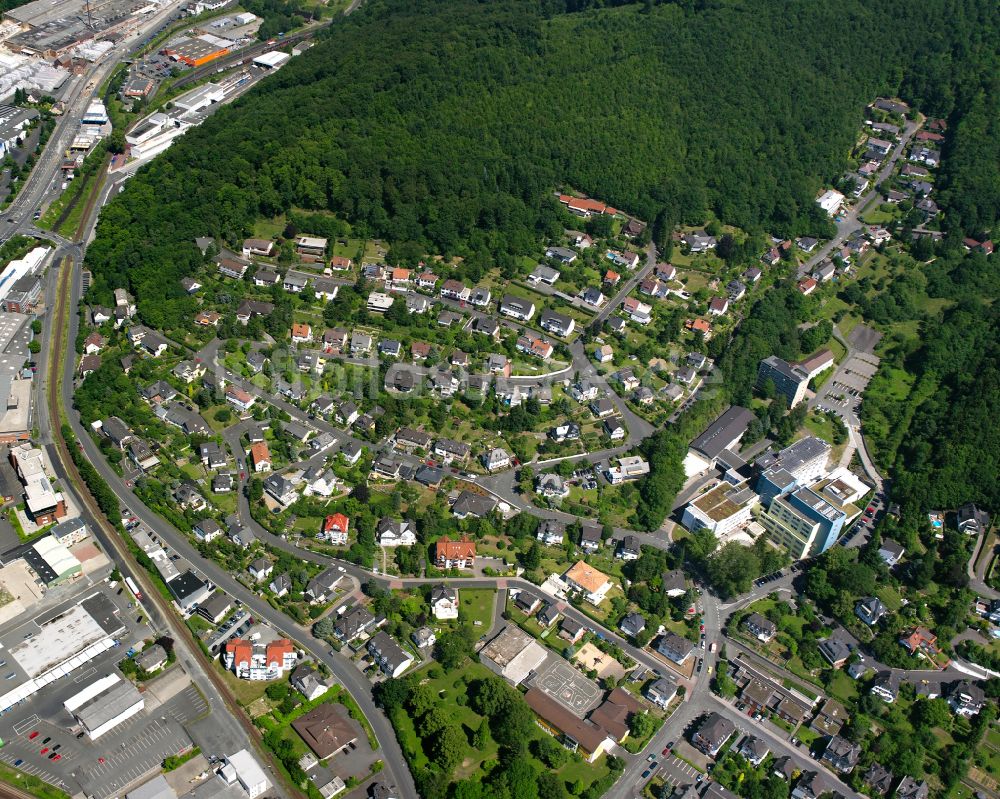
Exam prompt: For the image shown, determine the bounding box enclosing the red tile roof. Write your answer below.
[436,535,476,561]
[324,513,350,534]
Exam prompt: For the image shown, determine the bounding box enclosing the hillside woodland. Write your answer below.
[85,0,999,326]
[81,0,1000,525]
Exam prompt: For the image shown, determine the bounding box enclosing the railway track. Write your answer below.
[24,160,300,799]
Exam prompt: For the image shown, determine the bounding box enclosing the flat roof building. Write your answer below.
[480,626,547,686]
[681,480,759,537]
[219,749,269,798]
[757,356,809,408]
[126,774,176,799]
[65,673,144,739]
[761,486,850,558]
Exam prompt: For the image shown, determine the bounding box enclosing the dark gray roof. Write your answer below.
[690,406,755,459]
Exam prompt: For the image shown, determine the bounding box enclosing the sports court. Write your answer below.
[530,655,602,716]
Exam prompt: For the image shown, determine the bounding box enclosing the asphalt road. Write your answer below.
[797,117,921,280]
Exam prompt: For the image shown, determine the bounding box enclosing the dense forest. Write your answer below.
[85,0,1000,325]
[857,244,1000,517]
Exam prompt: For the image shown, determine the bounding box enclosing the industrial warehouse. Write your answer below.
[65,673,145,739]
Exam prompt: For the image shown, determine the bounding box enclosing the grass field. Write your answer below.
[457,588,496,629]
[825,670,858,704]
[214,661,269,706]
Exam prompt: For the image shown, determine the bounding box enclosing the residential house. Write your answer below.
[321,513,350,546]
[249,441,271,473]
[536,472,569,499]
[855,596,887,626]
[539,309,575,337]
[818,637,852,668]
[451,491,497,520]
[558,617,585,644]
[864,764,895,796]
[579,523,602,553]
[482,447,511,472]
[377,518,416,547]
[957,503,990,536]
[291,323,312,344]
[738,737,770,766]
[657,632,694,664]
[435,535,476,569]
[684,233,717,253]
[269,574,291,597]
[536,519,565,546]
[870,671,899,703]
[615,535,641,561]
[947,680,985,717]
[430,585,459,620]
[708,297,729,316]
[514,590,542,615]
[821,735,861,773]
[581,286,606,308]
[744,612,777,642]
[620,612,645,638]
[895,777,929,799]
[248,557,273,582]
[334,606,379,642]
[498,294,536,321]
[899,627,939,658]
[367,632,413,678]
[692,713,735,757]
[305,568,342,604]
[263,474,297,506]
[644,678,677,709]
[529,265,561,284]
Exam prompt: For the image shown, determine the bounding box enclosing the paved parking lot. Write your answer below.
[0,728,71,791]
[657,754,700,791]
[847,324,882,354]
[74,714,193,799]
[0,680,203,799]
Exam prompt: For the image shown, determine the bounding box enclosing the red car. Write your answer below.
[52,755,61,761]
[28,732,38,740]
[98,757,105,764]
[40,748,48,755]
[662,747,671,756]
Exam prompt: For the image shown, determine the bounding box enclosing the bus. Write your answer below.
[124,576,143,601]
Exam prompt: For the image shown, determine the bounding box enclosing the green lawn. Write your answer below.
[458,588,496,629]
[876,584,904,611]
[186,615,215,637]
[796,726,820,746]
[825,670,858,704]
[860,205,897,225]
[214,662,269,706]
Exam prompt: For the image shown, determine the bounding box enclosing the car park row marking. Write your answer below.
[73,667,98,683]
[12,716,38,735]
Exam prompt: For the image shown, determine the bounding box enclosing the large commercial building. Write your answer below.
[65,673,144,739]
[754,436,832,506]
[10,443,66,524]
[28,534,82,584]
[684,405,756,477]
[757,356,810,408]
[0,598,123,712]
[0,313,34,442]
[161,36,229,67]
[761,484,851,558]
[480,626,547,686]
[681,480,759,537]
